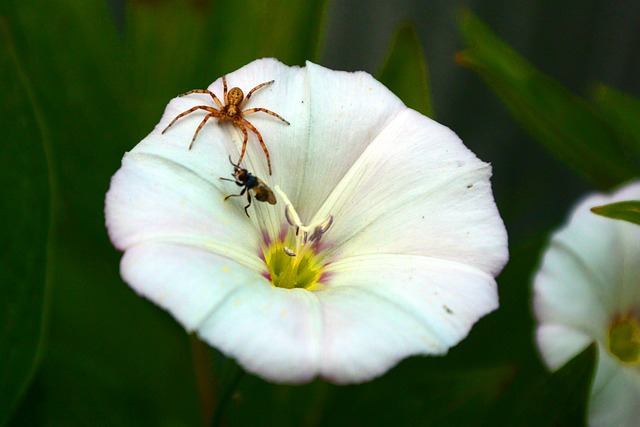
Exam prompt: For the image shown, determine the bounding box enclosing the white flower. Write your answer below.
[533,181,640,426]
[105,58,508,384]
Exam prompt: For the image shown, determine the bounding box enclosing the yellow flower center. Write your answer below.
[263,241,324,290]
[608,315,640,364]
[263,186,333,291]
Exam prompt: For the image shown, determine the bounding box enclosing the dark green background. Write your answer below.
[2,0,638,425]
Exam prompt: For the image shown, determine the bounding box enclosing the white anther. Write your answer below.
[285,206,296,227]
[274,185,334,250]
[320,215,333,234]
[308,226,323,242]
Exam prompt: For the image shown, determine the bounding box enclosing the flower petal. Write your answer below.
[533,181,640,353]
[105,151,265,272]
[316,108,508,276]
[106,59,510,385]
[141,58,306,182]
[281,61,407,221]
[120,242,259,330]
[546,182,640,312]
[114,59,308,236]
[317,254,498,383]
[121,241,324,384]
[589,351,640,427]
[532,181,640,425]
[533,238,611,342]
[197,286,322,384]
[535,324,593,370]
[109,59,450,245]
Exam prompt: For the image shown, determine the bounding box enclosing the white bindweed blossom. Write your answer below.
[533,181,640,426]
[105,58,508,384]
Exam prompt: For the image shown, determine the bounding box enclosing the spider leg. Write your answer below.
[189,113,217,149]
[224,186,247,201]
[180,89,224,109]
[222,75,228,105]
[242,107,290,125]
[162,105,220,134]
[234,121,250,168]
[241,80,274,107]
[240,117,272,175]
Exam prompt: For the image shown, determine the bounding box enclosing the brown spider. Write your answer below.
[161,75,289,175]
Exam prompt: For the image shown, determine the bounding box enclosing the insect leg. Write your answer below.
[244,192,253,217]
[219,177,242,186]
[224,186,247,201]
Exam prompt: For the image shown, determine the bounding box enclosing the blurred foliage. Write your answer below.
[489,344,595,427]
[457,10,640,426]
[378,23,433,118]
[591,201,640,225]
[1,0,329,425]
[224,359,515,426]
[0,19,50,425]
[457,10,640,190]
[2,0,638,425]
[591,84,640,162]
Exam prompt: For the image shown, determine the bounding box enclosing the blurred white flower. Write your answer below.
[534,181,640,426]
[105,58,508,384]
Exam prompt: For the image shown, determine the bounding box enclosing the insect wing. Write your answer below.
[252,179,277,204]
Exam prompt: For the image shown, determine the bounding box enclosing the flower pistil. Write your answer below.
[608,314,640,365]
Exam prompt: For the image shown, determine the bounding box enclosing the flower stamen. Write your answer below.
[261,186,334,290]
[276,185,333,257]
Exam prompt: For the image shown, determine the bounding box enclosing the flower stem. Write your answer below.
[189,334,216,425]
[211,363,245,427]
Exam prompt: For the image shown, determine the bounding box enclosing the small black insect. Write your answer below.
[220,157,276,217]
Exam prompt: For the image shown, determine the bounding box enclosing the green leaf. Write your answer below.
[592,84,640,161]
[591,200,640,225]
[457,10,638,189]
[325,360,515,426]
[378,23,433,117]
[255,0,329,64]
[124,0,213,135]
[225,359,514,426]
[0,19,50,424]
[12,236,202,426]
[5,0,131,239]
[493,344,596,427]
[206,0,328,72]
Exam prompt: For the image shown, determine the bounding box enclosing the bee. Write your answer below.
[220,157,276,217]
